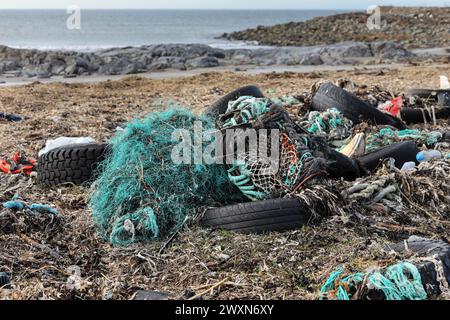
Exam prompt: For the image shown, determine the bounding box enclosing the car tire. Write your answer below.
[37,143,108,187]
[203,85,264,119]
[311,82,406,129]
[202,198,311,234]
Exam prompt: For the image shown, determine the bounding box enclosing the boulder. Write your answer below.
[186,56,219,68]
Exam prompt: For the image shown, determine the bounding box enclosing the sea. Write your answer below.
[0,9,349,51]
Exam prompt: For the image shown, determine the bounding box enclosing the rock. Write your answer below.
[122,62,144,75]
[218,7,450,49]
[0,60,21,73]
[300,54,323,65]
[186,56,219,68]
[371,42,415,59]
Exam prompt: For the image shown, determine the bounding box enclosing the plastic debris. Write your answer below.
[0,112,23,122]
[29,203,59,215]
[400,161,416,171]
[416,150,442,162]
[3,200,58,215]
[440,75,450,89]
[3,201,26,211]
[339,133,366,158]
[0,152,36,175]
[302,108,353,140]
[378,96,403,117]
[366,128,443,152]
[38,137,96,157]
[90,108,243,246]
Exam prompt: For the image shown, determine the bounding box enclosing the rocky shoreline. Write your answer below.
[0,41,438,79]
[220,7,450,48]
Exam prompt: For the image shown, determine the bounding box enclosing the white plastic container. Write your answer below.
[400,161,416,171]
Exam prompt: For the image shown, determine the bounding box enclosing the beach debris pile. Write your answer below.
[89,108,243,246]
[320,236,450,300]
[1,75,450,300]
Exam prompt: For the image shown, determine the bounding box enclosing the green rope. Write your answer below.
[227,160,266,201]
[320,262,427,300]
[367,128,443,152]
[302,108,352,140]
[222,96,271,128]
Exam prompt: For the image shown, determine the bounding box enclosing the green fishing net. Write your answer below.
[89,108,242,246]
[367,128,443,152]
[301,108,353,141]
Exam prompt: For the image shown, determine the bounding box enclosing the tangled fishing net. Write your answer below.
[320,262,427,300]
[366,128,443,152]
[301,108,353,141]
[218,96,328,200]
[90,108,241,246]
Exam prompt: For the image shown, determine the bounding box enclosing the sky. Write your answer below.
[0,0,448,10]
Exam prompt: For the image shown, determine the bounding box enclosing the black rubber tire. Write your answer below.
[400,106,450,124]
[203,85,264,118]
[405,88,450,99]
[37,143,108,187]
[202,198,311,234]
[357,141,419,172]
[326,149,362,180]
[312,82,406,129]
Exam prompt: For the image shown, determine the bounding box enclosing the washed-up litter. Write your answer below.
[378,96,403,117]
[0,152,36,175]
[89,108,243,246]
[38,136,96,157]
[320,262,427,300]
[301,108,353,140]
[416,150,442,162]
[321,236,450,300]
[440,76,450,89]
[366,128,443,152]
[0,112,22,122]
[3,200,59,215]
[339,133,366,158]
[0,272,10,288]
[3,77,450,300]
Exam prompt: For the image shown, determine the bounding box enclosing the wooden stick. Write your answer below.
[188,277,229,300]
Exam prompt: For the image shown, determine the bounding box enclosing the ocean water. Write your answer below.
[0,9,347,51]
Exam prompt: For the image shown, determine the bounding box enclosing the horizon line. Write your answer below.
[0,5,447,10]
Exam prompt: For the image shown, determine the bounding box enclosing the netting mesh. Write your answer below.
[301,108,353,140]
[367,128,443,152]
[228,132,314,200]
[89,108,243,246]
[220,97,328,200]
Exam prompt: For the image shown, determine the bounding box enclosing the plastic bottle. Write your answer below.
[416,150,442,162]
[401,161,416,171]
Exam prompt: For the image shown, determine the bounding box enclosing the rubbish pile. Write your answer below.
[320,236,450,300]
[1,76,450,300]
[89,108,243,246]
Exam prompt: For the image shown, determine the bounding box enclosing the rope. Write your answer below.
[320,262,427,300]
[366,128,442,152]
